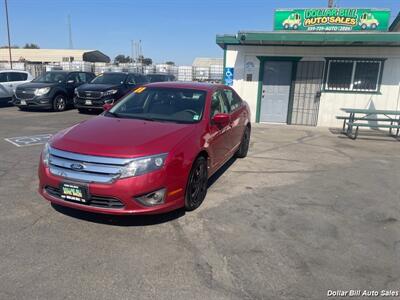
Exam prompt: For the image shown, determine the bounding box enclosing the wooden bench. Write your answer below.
[346,122,400,139]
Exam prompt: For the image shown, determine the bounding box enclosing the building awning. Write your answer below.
[82,50,110,63]
[216,31,400,48]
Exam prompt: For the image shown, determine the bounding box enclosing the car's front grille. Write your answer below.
[15,90,35,100]
[48,147,134,184]
[45,186,125,209]
[78,91,102,99]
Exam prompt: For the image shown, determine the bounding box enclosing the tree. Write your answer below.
[165,61,175,66]
[23,43,40,49]
[0,45,19,48]
[142,58,152,66]
[114,54,131,64]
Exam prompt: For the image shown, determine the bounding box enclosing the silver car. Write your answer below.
[0,70,33,105]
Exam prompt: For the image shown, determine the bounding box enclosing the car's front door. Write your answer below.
[223,88,246,151]
[208,90,233,170]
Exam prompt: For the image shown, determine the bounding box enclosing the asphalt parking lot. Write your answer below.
[0,106,399,300]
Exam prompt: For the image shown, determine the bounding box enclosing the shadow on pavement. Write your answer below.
[51,203,185,226]
[51,154,238,225]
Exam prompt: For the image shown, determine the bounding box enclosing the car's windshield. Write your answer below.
[33,72,66,83]
[91,73,127,85]
[108,87,206,124]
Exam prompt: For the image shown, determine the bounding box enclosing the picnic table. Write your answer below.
[337,108,400,140]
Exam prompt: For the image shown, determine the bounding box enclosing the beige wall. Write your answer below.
[0,48,92,63]
[226,45,400,127]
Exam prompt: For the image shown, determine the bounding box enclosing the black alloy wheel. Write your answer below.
[53,95,67,112]
[235,126,250,158]
[185,156,208,211]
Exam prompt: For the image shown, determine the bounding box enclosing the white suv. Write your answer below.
[0,70,33,105]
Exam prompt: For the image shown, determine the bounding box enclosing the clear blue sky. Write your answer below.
[1,0,399,65]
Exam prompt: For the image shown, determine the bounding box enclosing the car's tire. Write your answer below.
[371,23,377,29]
[52,94,67,112]
[78,108,90,114]
[235,126,251,158]
[185,156,208,211]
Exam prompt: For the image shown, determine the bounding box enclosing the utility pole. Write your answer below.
[4,0,13,69]
[328,0,334,8]
[68,14,73,49]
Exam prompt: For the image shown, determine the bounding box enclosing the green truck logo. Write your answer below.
[359,12,379,30]
[283,13,301,30]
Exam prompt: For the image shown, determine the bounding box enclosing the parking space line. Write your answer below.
[4,134,53,147]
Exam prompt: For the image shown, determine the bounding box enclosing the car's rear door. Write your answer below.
[8,72,29,97]
[0,72,11,99]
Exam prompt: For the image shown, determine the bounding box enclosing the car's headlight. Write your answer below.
[42,143,50,167]
[102,89,118,97]
[34,87,51,96]
[119,153,168,178]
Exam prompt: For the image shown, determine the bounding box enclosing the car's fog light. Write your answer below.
[135,188,166,206]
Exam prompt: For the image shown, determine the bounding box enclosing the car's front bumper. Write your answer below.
[13,95,53,109]
[38,161,186,215]
[74,97,115,110]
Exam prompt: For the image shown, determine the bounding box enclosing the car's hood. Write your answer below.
[77,83,121,92]
[50,115,196,158]
[17,82,58,90]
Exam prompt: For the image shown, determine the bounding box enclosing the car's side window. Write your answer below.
[0,73,7,82]
[210,91,229,119]
[77,72,87,83]
[224,89,242,111]
[8,72,27,82]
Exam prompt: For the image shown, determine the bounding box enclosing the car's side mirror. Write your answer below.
[102,103,113,111]
[212,113,230,127]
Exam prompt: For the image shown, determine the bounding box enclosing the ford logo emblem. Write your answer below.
[71,163,85,171]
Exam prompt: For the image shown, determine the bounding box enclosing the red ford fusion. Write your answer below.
[38,82,251,215]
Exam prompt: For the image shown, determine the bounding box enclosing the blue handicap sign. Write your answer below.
[224,67,234,86]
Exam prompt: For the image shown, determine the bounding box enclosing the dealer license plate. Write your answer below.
[21,100,27,105]
[60,183,88,203]
[85,100,92,105]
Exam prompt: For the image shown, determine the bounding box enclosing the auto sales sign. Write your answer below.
[274,8,390,32]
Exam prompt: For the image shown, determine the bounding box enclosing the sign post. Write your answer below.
[224,67,234,86]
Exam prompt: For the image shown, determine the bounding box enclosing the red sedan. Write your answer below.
[38,82,251,215]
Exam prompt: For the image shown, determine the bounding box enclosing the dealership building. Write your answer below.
[217,8,400,127]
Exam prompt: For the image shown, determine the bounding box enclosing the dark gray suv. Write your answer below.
[13,71,95,111]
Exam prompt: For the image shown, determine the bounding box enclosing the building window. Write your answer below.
[325,59,383,92]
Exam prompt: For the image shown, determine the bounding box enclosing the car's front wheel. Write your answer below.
[185,156,208,211]
[52,94,67,112]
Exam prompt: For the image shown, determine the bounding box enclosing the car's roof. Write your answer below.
[0,69,29,73]
[147,73,174,76]
[102,72,141,75]
[144,81,227,92]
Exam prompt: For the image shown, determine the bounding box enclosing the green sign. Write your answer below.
[274,8,390,32]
